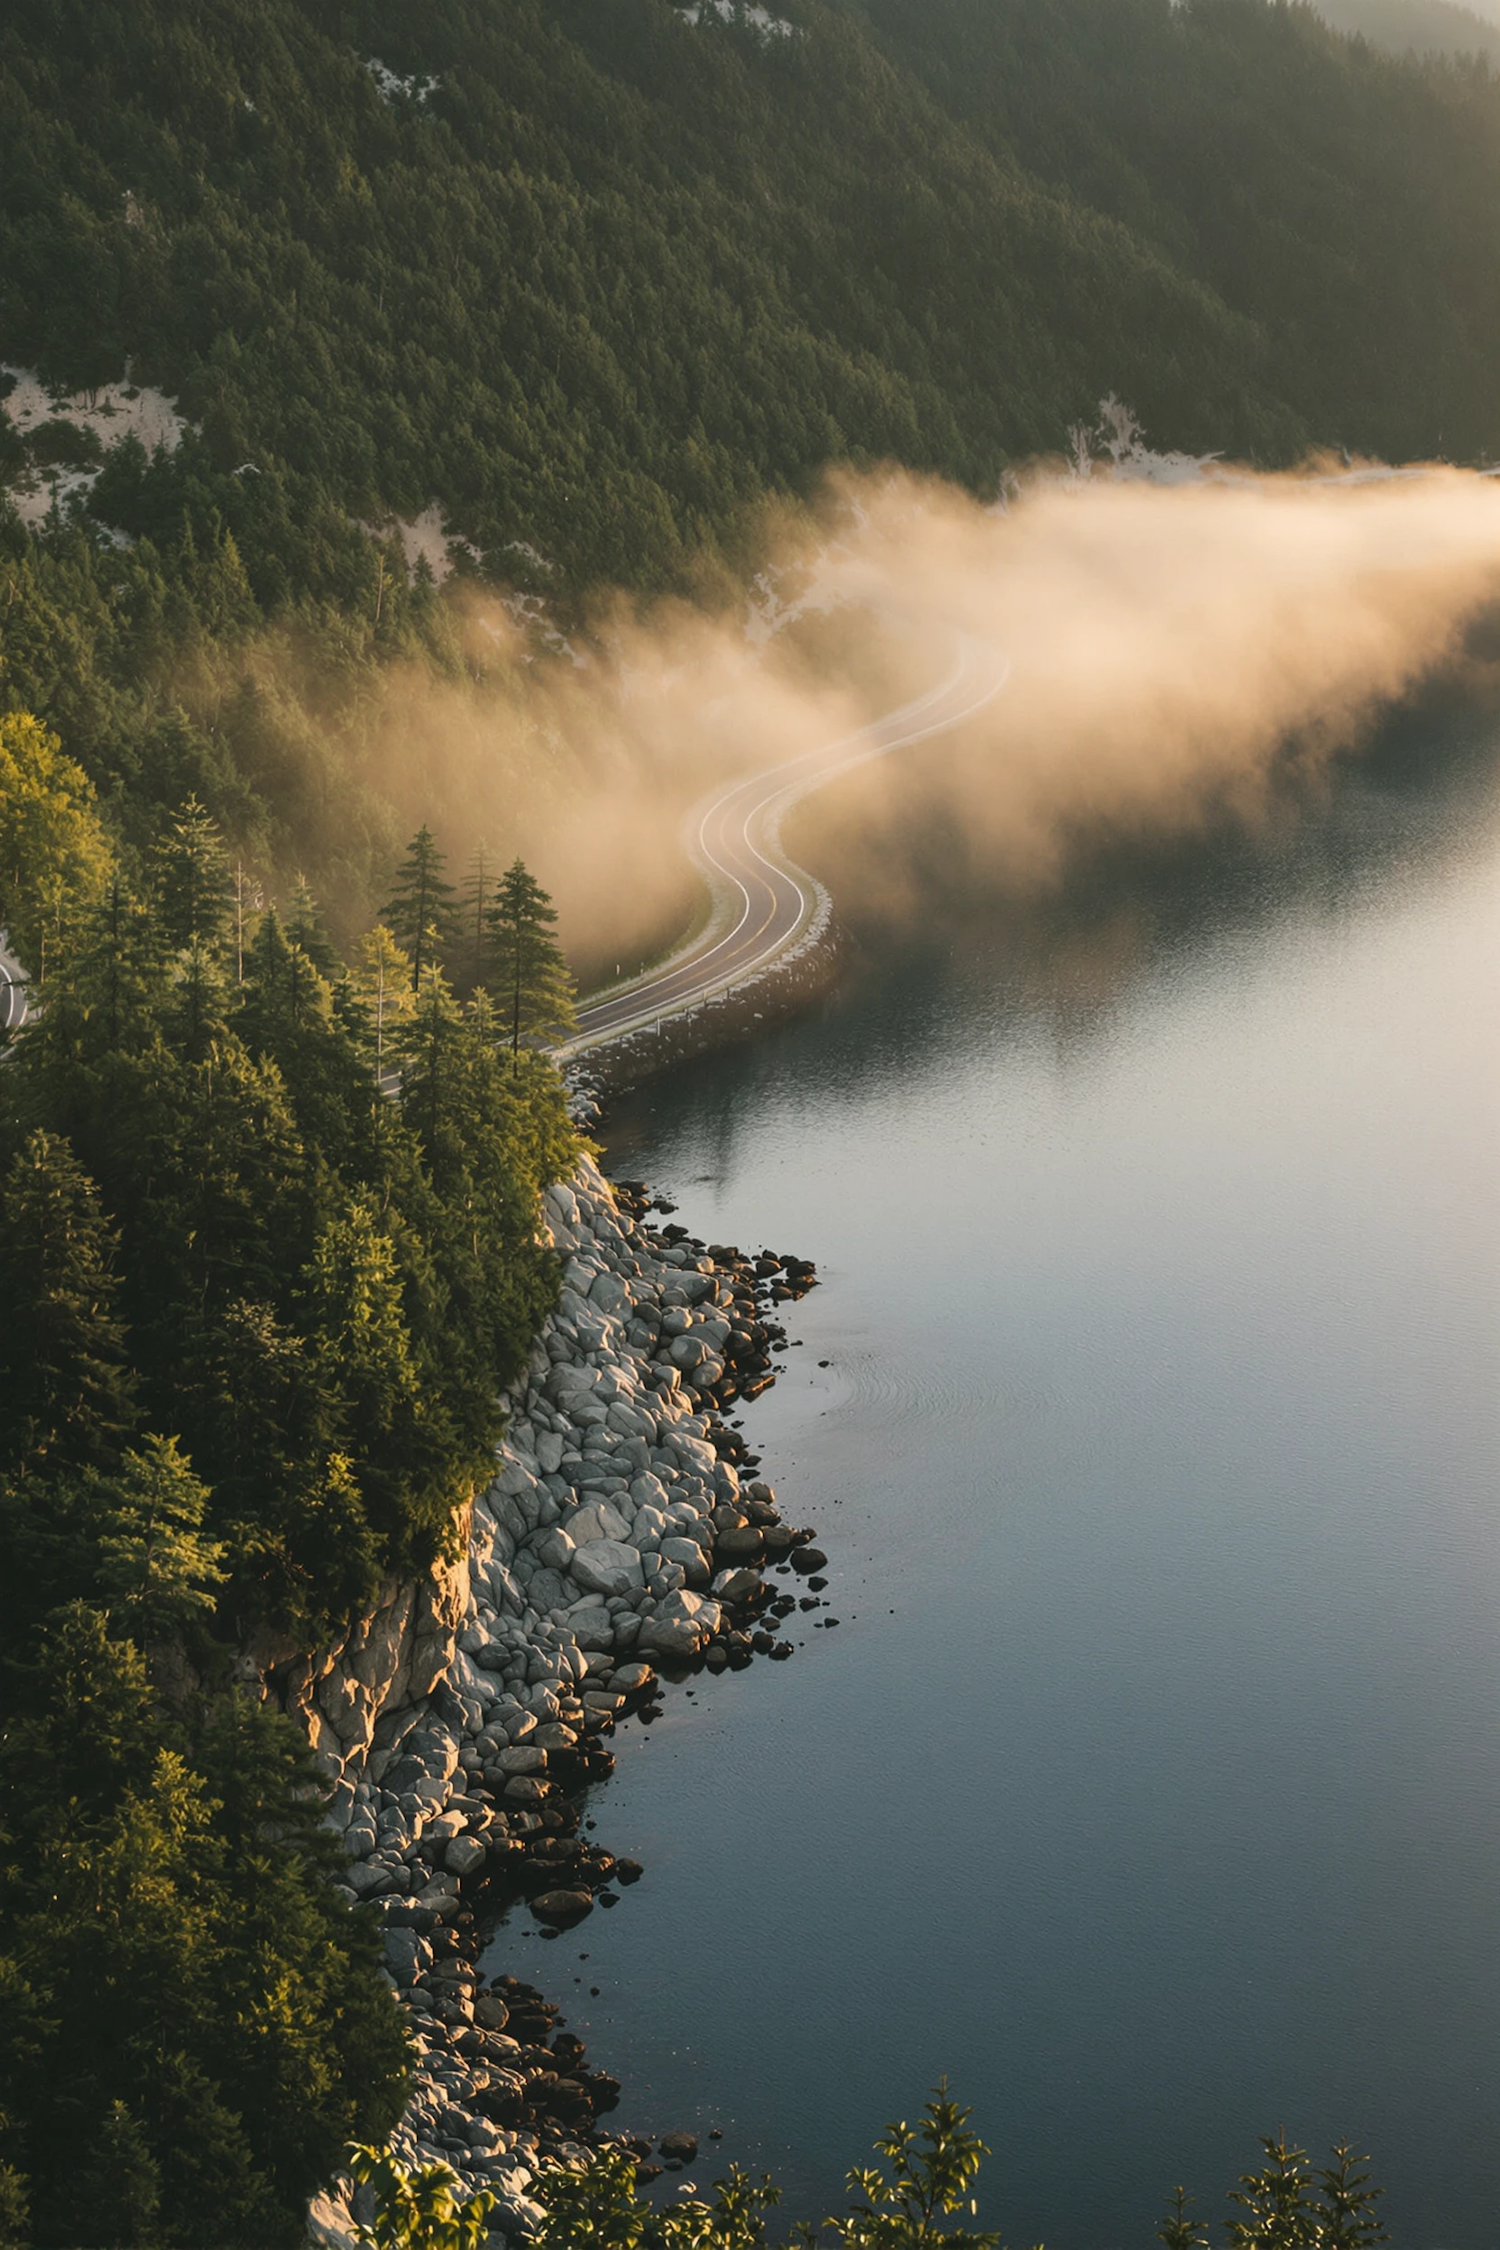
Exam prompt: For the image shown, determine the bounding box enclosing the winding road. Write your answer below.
[557,632,1010,1062]
[0,938,28,1036]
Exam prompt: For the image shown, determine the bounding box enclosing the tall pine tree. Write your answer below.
[380,828,458,992]
[484,860,577,1065]
[0,1130,136,1474]
[153,797,235,956]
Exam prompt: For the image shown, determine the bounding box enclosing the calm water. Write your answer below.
[529,732,1500,2246]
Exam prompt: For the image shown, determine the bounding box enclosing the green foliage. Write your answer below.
[1315,2145,1389,2250]
[831,2083,1001,2250]
[0,1126,136,1474]
[153,790,236,952]
[1224,2136,1388,2250]
[91,1432,228,1642]
[530,2141,782,2250]
[382,825,459,991]
[349,2145,496,2250]
[0,1606,409,2246]
[485,857,578,1058]
[0,710,112,980]
[0,768,575,2241]
[1159,2186,1211,2250]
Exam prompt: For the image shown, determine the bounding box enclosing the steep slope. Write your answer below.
[5,0,1500,617]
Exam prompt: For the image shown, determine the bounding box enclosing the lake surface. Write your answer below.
[547,727,1500,2247]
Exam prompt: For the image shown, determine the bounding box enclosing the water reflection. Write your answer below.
[577,714,1500,2250]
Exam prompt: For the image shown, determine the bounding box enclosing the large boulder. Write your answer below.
[659,1535,709,1585]
[639,1590,721,1658]
[570,1539,644,1598]
[497,1744,547,1774]
[532,1525,576,1572]
[590,1270,632,1317]
[568,1606,618,1651]
[568,1498,632,1545]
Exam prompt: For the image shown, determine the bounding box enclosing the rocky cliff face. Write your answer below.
[296,1153,822,2245]
[256,1520,473,1818]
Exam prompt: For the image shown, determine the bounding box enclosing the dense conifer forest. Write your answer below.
[2,0,1496,2237]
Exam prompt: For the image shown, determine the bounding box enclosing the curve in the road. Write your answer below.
[558,632,1010,1061]
[0,937,29,1036]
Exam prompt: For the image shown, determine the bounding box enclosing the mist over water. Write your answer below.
[316,461,1500,976]
[523,712,1500,2249]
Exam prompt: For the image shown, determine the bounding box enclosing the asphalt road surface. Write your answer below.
[558,632,1010,1061]
[0,938,28,1035]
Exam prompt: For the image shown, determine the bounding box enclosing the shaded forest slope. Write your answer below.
[5,0,1500,610]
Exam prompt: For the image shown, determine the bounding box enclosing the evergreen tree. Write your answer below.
[1157,2186,1210,2250]
[153,796,235,955]
[381,828,458,992]
[459,841,495,996]
[1316,2146,1388,2250]
[92,1434,228,1643]
[0,712,113,984]
[349,923,415,1071]
[285,875,343,982]
[168,937,232,1065]
[1227,2136,1318,2250]
[484,859,577,1064]
[0,1130,136,1473]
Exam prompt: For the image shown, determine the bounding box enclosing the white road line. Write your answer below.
[559,633,1009,1058]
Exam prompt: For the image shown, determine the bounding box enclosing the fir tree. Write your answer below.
[381,828,458,992]
[1227,2135,1317,2250]
[484,859,577,1065]
[92,1434,228,1643]
[1316,2145,1388,2250]
[0,712,113,984]
[460,841,495,996]
[285,876,342,982]
[0,1130,136,1473]
[349,924,415,1071]
[153,796,235,955]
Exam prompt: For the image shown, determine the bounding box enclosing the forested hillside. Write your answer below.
[3,3,1497,2239]
[1313,0,1500,62]
[5,0,1500,610]
[5,0,1500,937]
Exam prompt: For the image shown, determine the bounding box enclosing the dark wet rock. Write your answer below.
[711,1567,765,1605]
[791,1547,828,1575]
[714,1526,764,1563]
[503,1775,550,1805]
[531,1889,594,1924]
[614,1859,644,1885]
[769,1641,794,1661]
[660,2131,699,2162]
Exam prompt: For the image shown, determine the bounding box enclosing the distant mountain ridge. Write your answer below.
[1313,0,1500,59]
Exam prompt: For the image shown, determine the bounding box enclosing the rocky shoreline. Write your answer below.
[307,1155,828,2246]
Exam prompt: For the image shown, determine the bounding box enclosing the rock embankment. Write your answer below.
[306,1157,823,2245]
